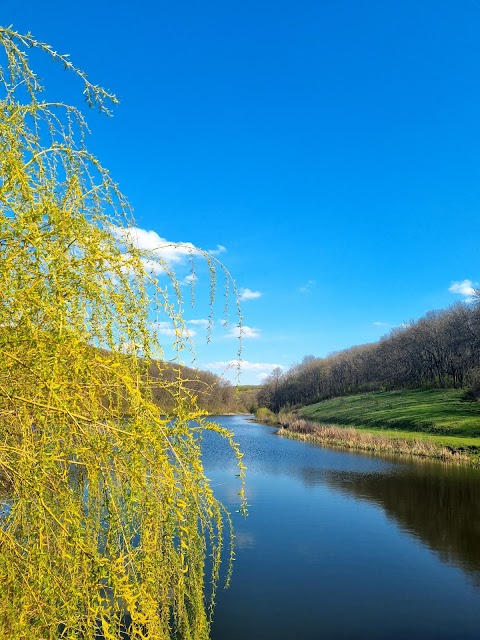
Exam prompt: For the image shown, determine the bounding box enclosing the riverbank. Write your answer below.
[274,415,479,466]
[254,388,480,466]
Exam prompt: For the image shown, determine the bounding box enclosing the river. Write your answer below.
[201,415,480,640]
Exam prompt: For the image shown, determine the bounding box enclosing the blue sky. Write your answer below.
[3,0,480,383]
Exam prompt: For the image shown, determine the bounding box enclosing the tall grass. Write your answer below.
[276,415,478,466]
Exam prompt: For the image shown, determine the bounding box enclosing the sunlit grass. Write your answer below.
[299,389,480,439]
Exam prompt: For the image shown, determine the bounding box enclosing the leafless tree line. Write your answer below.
[258,302,480,412]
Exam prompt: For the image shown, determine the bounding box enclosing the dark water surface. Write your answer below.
[202,416,480,640]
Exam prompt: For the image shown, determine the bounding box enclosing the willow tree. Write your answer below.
[0,27,245,639]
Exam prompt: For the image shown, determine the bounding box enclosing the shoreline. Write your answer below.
[257,414,480,467]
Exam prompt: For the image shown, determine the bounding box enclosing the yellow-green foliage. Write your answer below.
[0,27,245,639]
[255,408,276,424]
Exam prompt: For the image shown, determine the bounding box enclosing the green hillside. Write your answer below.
[299,389,480,448]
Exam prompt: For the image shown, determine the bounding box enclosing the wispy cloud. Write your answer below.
[299,279,316,294]
[187,318,210,329]
[208,244,227,256]
[239,288,262,301]
[225,325,261,339]
[449,279,477,302]
[372,321,391,327]
[206,360,283,375]
[153,321,196,338]
[183,273,197,285]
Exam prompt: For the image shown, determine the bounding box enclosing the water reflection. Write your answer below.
[204,416,480,640]
[234,530,256,550]
[205,416,480,585]
[323,461,480,583]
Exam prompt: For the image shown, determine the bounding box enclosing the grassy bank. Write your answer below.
[257,389,480,465]
[299,389,480,440]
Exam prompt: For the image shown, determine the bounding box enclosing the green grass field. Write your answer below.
[298,389,480,449]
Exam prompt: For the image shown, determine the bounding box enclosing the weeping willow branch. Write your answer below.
[0,26,245,640]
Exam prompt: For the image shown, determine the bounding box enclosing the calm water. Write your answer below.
[202,415,480,640]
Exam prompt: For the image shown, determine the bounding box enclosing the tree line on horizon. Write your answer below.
[258,301,480,412]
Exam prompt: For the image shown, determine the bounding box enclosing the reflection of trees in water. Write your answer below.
[322,462,480,585]
[206,422,480,586]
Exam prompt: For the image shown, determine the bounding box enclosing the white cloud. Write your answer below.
[187,318,210,329]
[116,254,167,277]
[153,321,196,338]
[111,226,197,266]
[225,325,261,339]
[208,244,227,256]
[373,321,391,327]
[205,359,284,384]
[299,279,316,294]
[449,279,476,298]
[206,360,283,372]
[258,372,271,381]
[239,288,262,301]
[138,257,167,276]
[183,273,197,285]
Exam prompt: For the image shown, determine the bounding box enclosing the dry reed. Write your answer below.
[275,415,477,466]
